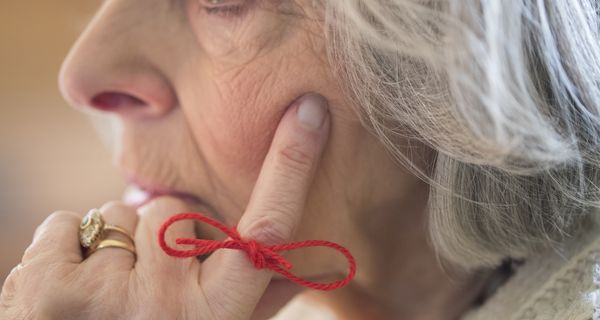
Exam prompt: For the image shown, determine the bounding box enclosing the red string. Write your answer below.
[158,212,356,291]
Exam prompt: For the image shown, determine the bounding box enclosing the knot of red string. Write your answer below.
[237,237,294,270]
[158,213,356,291]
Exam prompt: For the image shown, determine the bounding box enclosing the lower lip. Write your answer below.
[123,185,201,209]
[123,185,226,224]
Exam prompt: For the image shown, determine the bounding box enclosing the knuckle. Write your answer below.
[21,244,40,264]
[277,142,315,175]
[261,196,297,221]
[22,238,57,263]
[23,242,63,267]
[244,216,294,245]
[46,210,81,224]
[38,211,79,234]
[32,210,79,243]
[1,264,23,299]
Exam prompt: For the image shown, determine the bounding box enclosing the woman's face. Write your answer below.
[59,0,422,315]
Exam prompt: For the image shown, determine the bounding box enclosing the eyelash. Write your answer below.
[201,1,246,18]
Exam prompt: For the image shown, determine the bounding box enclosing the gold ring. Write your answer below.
[85,239,137,258]
[103,224,134,243]
[79,209,135,254]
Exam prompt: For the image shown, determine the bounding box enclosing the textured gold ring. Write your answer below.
[103,224,134,243]
[79,209,135,258]
[85,239,137,258]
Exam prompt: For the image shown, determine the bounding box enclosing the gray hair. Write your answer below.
[321,0,600,268]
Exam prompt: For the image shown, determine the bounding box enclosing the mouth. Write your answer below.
[123,183,200,209]
[122,176,225,224]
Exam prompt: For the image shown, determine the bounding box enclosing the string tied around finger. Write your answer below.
[158,213,356,291]
[237,237,294,270]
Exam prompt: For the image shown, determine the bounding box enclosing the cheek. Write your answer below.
[187,63,292,186]
[207,91,281,178]
[178,23,346,225]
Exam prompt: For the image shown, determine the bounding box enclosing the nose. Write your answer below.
[58,3,177,118]
[59,62,176,118]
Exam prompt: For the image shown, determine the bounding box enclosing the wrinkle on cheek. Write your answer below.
[209,51,326,176]
[194,19,331,196]
[209,65,285,177]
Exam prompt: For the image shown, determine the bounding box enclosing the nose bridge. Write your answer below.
[85,1,178,55]
[59,0,186,116]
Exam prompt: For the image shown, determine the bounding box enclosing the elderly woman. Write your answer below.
[2,0,599,319]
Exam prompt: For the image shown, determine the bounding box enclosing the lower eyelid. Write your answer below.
[204,5,245,16]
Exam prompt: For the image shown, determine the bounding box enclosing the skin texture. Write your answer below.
[0,99,333,319]
[1,0,486,319]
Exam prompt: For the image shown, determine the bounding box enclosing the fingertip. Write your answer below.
[267,93,331,177]
[295,93,330,132]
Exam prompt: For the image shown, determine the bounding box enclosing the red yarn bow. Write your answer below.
[158,213,356,291]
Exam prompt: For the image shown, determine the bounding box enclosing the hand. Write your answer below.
[0,93,330,320]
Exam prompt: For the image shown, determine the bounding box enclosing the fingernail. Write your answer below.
[296,93,328,130]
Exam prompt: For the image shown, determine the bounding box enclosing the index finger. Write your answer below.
[200,93,330,317]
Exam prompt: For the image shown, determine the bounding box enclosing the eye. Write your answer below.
[200,0,249,18]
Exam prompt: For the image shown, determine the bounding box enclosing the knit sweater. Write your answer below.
[273,215,600,320]
[463,216,600,320]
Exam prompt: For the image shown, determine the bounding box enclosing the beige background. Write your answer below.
[0,2,125,283]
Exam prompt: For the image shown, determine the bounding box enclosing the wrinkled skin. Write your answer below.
[1,0,461,319]
[1,96,331,319]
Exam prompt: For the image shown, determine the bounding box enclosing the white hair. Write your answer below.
[320,0,600,268]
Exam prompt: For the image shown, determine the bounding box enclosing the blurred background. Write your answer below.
[0,2,125,283]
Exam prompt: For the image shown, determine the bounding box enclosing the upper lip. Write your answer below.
[123,171,208,207]
[122,170,228,224]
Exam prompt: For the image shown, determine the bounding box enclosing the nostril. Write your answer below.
[90,92,146,112]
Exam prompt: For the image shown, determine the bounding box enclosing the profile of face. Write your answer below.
[59,0,426,317]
